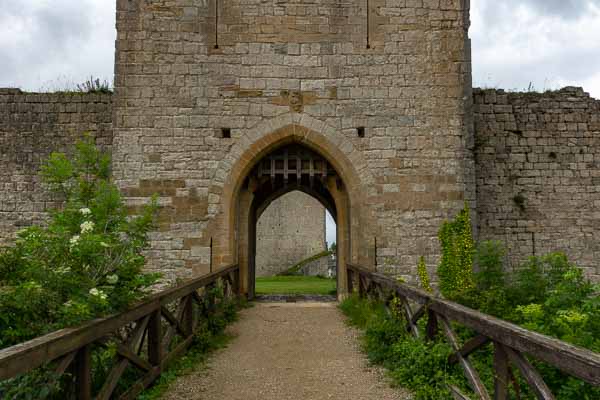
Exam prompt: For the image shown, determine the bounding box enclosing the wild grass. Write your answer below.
[37,75,113,94]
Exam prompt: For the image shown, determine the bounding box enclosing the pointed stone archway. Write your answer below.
[207,122,377,300]
[242,144,343,298]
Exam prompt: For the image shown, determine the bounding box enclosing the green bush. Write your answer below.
[463,247,600,354]
[0,136,159,349]
[350,206,600,399]
[0,137,160,399]
[341,295,468,399]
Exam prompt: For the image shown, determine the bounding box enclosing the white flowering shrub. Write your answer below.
[0,136,159,349]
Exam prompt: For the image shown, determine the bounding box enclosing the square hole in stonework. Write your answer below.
[357,127,366,138]
[221,128,231,138]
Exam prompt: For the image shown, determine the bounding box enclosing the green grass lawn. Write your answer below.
[255,276,336,295]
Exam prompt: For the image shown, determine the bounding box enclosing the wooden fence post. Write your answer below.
[148,308,162,368]
[182,295,194,337]
[347,269,354,294]
[493,342,509,400]
[232,270,240,297]
[75,345,92,400]
[426,309,438,341]
[357,273,364,297]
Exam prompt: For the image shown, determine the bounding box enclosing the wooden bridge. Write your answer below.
[0,264,599,399]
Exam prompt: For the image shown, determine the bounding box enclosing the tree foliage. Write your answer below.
[0,136,159,349]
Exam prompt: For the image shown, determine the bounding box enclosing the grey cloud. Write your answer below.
[471,0,600,96]
[33,6,93,50]
[0,0,114,91]
[477,0,599,28]
[521,0,599,19]
[473,47,600,92]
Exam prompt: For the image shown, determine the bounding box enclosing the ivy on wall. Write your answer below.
[416,256,432,293]
[436,204,475,300]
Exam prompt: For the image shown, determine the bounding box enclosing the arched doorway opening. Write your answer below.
[236,143,350,299]
[254,191,336,296]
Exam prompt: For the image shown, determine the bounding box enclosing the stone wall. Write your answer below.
[473,87,600,280]
[255,191,326,277]
[0,89,113,247]
[113,0,473,286]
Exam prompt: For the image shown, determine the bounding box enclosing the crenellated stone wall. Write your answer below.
[473,87,600,280]
[0,89,112,247]
[2,84,598,283]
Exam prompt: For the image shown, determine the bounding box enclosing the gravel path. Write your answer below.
[162,302,411,400]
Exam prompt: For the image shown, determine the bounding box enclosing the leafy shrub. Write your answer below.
[0,137,246,399]
[355,204,599,399]
[341,295,468,399]
[465,248,600,353]
[0,136,159,348]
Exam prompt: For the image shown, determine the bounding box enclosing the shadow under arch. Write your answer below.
[210,123,376,299]
[255,182,337,222]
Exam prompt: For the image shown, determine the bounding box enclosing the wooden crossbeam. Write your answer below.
[494,342,510,400]
[505,346,556,400]
[161,305,189,338]
[116,343,152,372]
[449,334,491,364]
[400,298,420,338]
[440,316,491,400]
[162,297,190,353]
[54,351,77,375]
[448,384,473,400]
[97,315,150,400]
[410,303,428,326]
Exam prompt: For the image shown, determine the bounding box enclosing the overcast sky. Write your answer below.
[1,0,599,96]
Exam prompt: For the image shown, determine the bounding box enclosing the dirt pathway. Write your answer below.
[162,302,411,400]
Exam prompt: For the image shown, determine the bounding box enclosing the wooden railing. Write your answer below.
[347,264,600,400]
[0,264,240,400]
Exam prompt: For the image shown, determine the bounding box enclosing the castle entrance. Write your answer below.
[235,142,350,299]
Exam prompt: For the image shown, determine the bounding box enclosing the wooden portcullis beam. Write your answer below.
[254,144,335,186]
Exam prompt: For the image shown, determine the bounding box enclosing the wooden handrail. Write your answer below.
[0,264,240,399]
[346,263,600,398]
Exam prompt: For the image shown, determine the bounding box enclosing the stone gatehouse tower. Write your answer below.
[112,0,473,296]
